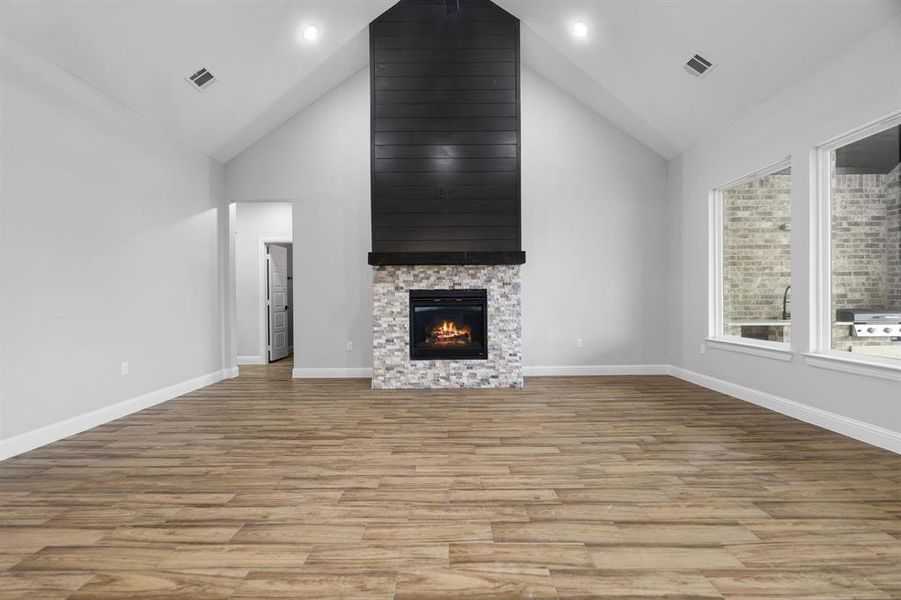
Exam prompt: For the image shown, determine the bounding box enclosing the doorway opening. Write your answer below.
[265,242,293,363]
[233,201,293,368]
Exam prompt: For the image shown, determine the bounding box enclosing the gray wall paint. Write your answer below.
[666,16,901,433]
[227,69,373,371]
[520,68,669,367]
[226,66,669,371]
[1,36,226,440]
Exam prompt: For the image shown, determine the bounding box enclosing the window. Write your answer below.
[711,159,792,349]
[815,117,901,366]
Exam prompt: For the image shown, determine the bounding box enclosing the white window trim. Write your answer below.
[709,156,793,356]
[809,111,901,381]
[804,352,901,383]
[705,337,794,362]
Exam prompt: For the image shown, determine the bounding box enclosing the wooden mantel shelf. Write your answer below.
[368,251,526,266]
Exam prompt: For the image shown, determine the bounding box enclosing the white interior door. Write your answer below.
[267,244,290,362]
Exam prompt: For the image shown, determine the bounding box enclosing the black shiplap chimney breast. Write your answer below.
[367,0,525,266]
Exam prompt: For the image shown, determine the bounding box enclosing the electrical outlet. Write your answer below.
[121,361,129,376]
[576,338,583,349]
[699,343,706,355]
[346,341,354,352]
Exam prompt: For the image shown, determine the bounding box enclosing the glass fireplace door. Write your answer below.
[409,289,487,360]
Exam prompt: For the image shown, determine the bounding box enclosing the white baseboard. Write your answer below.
[524,364,670,377]
[290,365,670,379]
[0,369,229,461]
[293,367,374,379]
[668,366,901,455]
[237,356,265,365]
[225,366,240,378]
[6,362,895,459]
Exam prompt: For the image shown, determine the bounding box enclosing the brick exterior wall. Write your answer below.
[884,163,901,309]
[720,165,900,353]
[830,166,901,352]
[722,173,792,340]
[831,173,889,310]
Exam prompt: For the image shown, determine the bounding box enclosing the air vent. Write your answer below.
[186,67,216,92]
[683,53,715,79]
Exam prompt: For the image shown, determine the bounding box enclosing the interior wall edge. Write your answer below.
[0,369,231,461]
[237,356,267,365]
[522,365,670,376]
[669,366,901,455]
[293,368,375,379]
[3,362,896,460]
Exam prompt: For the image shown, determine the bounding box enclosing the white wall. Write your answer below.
[667,17,901,434]
[227,69,372,372]
[234,202,292,362]
[226,66,669,372]
[0,36,226,444]
[521,69,668,368]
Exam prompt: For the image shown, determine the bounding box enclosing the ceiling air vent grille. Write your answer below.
[186,67,217,92]
[683,53,715,79]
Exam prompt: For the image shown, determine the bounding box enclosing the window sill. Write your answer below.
[705,337,793,362]
[804,352,901,383]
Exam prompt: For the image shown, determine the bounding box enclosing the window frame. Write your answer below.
[808,111,901,380]
[708,156,794,359]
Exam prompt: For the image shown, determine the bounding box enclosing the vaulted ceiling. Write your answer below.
[2,0,898,162]
[497,0,901,157]
[0,0,396,162]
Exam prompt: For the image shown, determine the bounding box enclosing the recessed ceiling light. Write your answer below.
[300,24,319,42]
[572,21,588,38]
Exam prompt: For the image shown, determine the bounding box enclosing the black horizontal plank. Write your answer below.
[376,89,516,104]
[374,212,517,227]
[374,144,517,159]
[376,185,518,201]
[375,117,518,132]
[376,103,516,119]
[369,0,522,258]
[372,21,517,36]
[375,48,515,63]
[373,239,520,252]
[375,197,519,213]
[375,131,517,145]
[376,172,518,186]
[377,5,512,22]
[374,62,516,77]
[375,226,518,241]
[374,76,516,91]
[373,35,516,50]
[374,158,517,173]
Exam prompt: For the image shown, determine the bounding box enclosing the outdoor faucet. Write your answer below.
[782,285,792,321]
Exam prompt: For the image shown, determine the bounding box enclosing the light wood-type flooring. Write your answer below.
[2,361,900,598]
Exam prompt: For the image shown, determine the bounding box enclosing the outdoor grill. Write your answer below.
[836,309,901,337]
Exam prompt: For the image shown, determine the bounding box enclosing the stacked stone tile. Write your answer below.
[372,265,523,389]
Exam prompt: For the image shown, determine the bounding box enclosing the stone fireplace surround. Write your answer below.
[372,264,523,389]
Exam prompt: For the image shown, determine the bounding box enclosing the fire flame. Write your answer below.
[429,320,472,345]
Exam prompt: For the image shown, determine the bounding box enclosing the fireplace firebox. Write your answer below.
[409,289,487,360]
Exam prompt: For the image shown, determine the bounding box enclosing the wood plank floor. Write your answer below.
[2,362,900,598]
